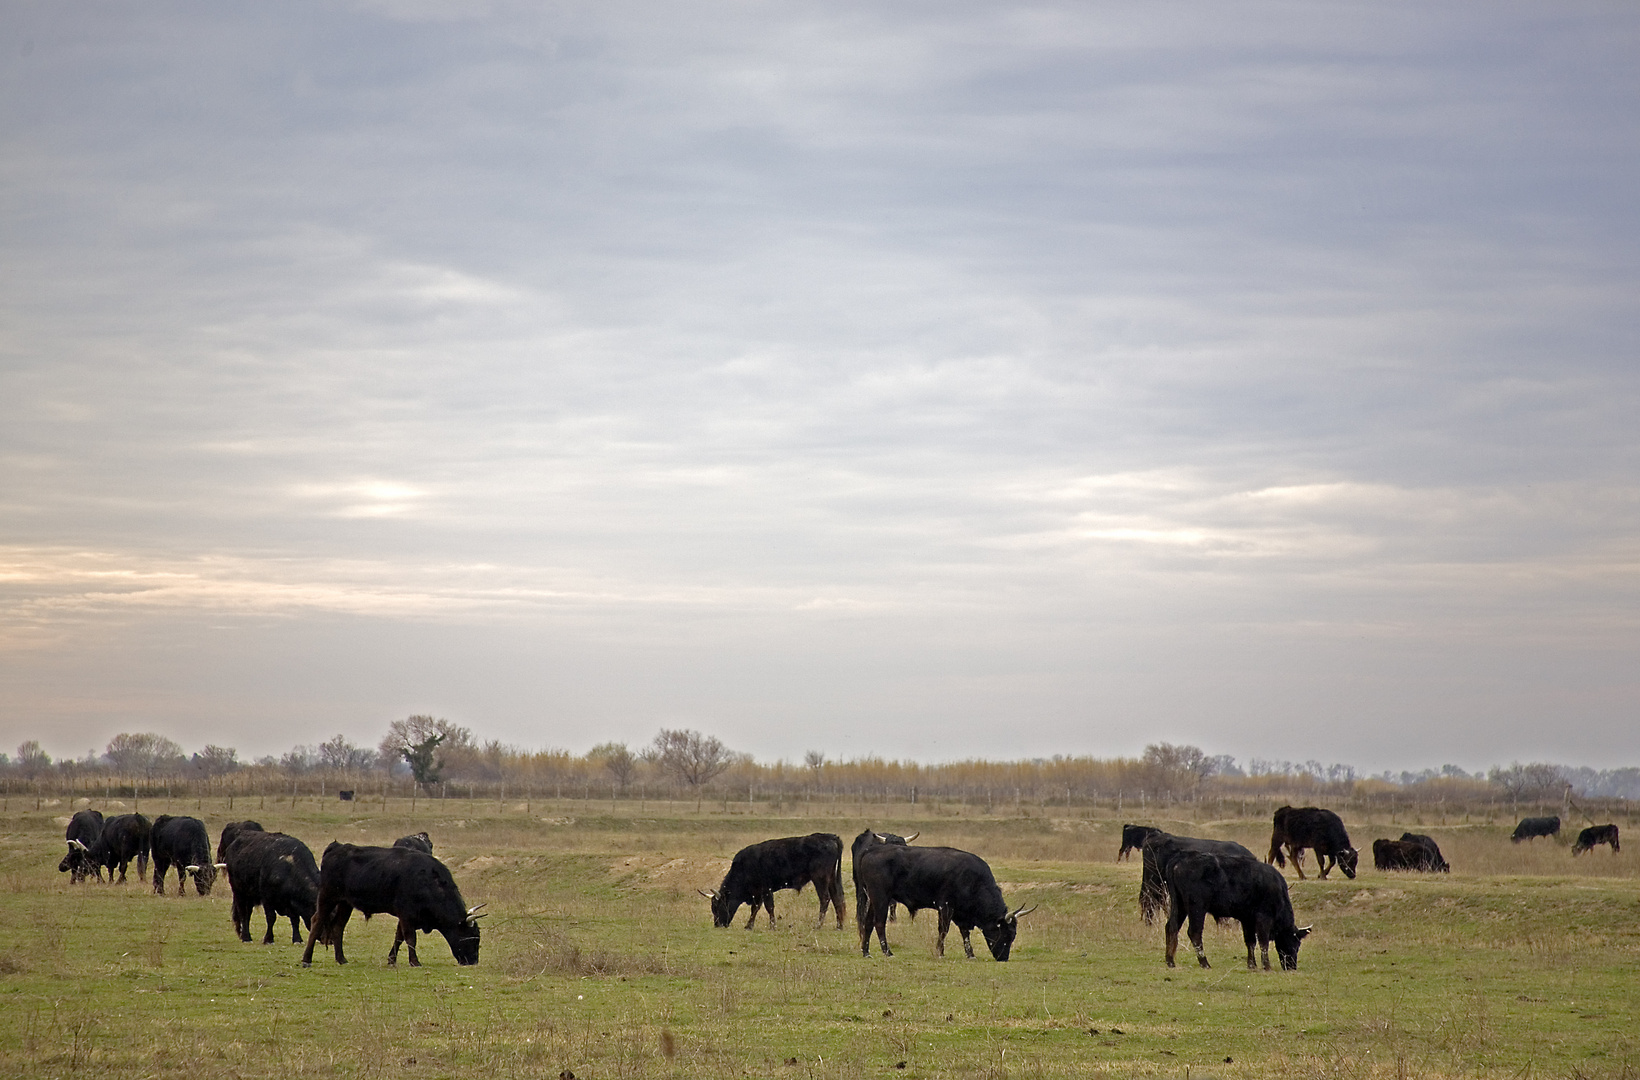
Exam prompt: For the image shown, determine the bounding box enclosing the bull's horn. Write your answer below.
[873,833,887,841]
[1011,905,1037,919]
[1298,924,1314,932]
[466,904,487,916]
[184,865,200,873]
[903,832,918,843]
[213,863,228,870]
[698,889,717,899]
[70,839,89,851]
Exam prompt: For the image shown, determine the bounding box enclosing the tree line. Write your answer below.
[3,719,1636,805]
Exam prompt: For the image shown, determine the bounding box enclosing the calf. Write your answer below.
[1268,806,1358,880]
[1511,816,1560,842]
[218,821,320,944]
[58,810,106,883]
[150,815,222,896]
[1571,824,1619,855]
[1138,833,1257,923]
[1373,838,1444,872]
[301,843,482,967]
[393,832,434,854]
[1163,851,1310,970]
[702,833,846,929]
[1118,823,1163,861]
[1398,832,1450,872]
[853,844,1033,960]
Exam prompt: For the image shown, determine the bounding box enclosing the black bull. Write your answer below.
[217,821,320,944]
[1162,850,1310,971]
[302,843,484,967]
[1138,833,1257,923]
[851,828,918,923]
[1268,806,1359,880]
[853,845,1033,960]
[702,833,847,929]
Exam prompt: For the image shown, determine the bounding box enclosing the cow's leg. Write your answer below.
[293,914,308,944]
[1188,909,1210,969]
[1317,852,1333,880]
[1242,922,1259,969]
[152,860,167,895]
[116,861,128,884]
[388,922,403,965]
[137,852,149,883]
[745,899,759,929]
[858,898,874,956]
[176,867,188,896]
[301,904,329,967]
[1288,846,1307,881]
[1164,909,1183,968]
[263,905,278,945]
[959,927,976,960]
[329,906,353,964]
[874,903,893,957]
[831,876,846,930]
[233,894,252,941]
[935,908,950,957]
[763,893,776,927]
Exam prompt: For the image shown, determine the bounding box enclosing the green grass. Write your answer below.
[1,799,1637,1078]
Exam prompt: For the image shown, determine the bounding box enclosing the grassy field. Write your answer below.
[1,797,1636,1079]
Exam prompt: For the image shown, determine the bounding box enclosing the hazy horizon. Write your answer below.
[3,3,1636,775]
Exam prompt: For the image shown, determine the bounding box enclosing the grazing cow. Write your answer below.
[393,832,434,854]
[150,815,222,896]
[58,810,106,883]
[217,821,320,944]
[850,829,918,923]
[1118,824,1164,861]
[1163,851,1311,970]
[301,843,483,967]
[1398,832,1450,872]
[1268,806,1359,880]
[1373,838,1446,872]
[853,844,1034,960]
[1137,833,1257,923]
[1571,824,1620,855]
[701,833,846,930]
[338,790,354,801]
[1512,816,1561,843]
[82,814,152,884]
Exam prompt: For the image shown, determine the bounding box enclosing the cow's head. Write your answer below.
[1276,923,1312,970]
[445,905,484,966]
[1336,848,1359,879]
[59,839,93,881]
[980,904,1036,961]
[184,862,224,895]
[699,887,736,928]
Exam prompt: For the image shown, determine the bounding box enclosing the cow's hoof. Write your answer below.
[301,961,312,968]
[1198,958,1211,969]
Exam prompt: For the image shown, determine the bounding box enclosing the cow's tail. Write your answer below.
[830,850,846,925]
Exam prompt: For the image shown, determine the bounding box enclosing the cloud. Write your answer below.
[0,1,1637,766]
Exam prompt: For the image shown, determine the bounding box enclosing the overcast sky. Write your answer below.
[2,1,1636,772]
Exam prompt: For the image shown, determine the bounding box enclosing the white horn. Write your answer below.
[873,833,887,841]
[1011,904,1037,919]
[213,863,228,870]
[70,839,89,851]
[698,889,717,899]
[184,864,200,873]
[466,904,487,916]
[903,832,918,843]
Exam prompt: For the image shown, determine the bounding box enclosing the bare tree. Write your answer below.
[15,740,52,779]
[651,729,733,791]
[319,734,376,773]
[1489,762,1566,801]
[378,716,473,773]
[104,732,184,781]
[189,745,240,778]
[591,742,637,791]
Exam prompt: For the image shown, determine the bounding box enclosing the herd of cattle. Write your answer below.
[58,810,486,966]
[54,804,1621,971]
